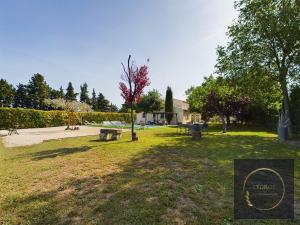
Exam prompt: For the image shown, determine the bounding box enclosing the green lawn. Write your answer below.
[0,126,299,225]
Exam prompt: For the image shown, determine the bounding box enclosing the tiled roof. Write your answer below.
[173,99,189,110]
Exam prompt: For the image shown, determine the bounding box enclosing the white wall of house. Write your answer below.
[135,99,201,125]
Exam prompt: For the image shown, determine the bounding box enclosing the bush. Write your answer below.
[0,108,132,129]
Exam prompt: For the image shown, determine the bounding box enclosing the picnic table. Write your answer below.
[99,129,122,141]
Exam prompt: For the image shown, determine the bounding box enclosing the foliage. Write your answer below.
[80,83,90,104]
[164,86,174,124]
[13,84,29,108]
[119,55,150,140]
[65,82,78,101]
[27,73,49,109]
[136,89,163,113]
[186,76,250,132]
[109,104,119,112]
[96,93,110,112]
[0,79,15,107]
[0,107,132,129]
[48,87,64,100]
[44,98,92,128]
[216,0,300,136]
[91,88,97,110]
[290,85,300,133]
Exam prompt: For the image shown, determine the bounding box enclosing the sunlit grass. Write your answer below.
[0,125,299,225]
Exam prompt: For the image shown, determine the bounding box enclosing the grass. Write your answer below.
[0,125,299,225]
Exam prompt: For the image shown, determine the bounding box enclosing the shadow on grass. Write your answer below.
[1,128,299,225]
[31,146,92,160]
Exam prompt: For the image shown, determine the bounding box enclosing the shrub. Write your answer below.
[0,108,132,129]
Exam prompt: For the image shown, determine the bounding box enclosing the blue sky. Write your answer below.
[0,0,237,107]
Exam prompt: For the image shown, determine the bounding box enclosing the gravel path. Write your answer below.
[0,126,127,148]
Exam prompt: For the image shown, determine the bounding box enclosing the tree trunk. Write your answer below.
[226,115,230,126]
[221,115,227,133]
[130,103,135,141]
[279,72,292,138]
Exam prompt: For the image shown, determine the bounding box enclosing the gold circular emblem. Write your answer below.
[242,167,285,211]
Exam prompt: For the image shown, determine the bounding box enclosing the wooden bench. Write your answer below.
[99,129,122,141]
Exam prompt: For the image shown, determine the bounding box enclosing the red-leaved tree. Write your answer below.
[119,55,150,141]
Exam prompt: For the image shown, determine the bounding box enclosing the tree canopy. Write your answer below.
[136,89,163,113]
[80,83,90,104]
[65,82,78,101]
[0,79,15,107]
[216,0,300,135]
[186,76,250,132]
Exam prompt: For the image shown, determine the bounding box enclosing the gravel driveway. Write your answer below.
[0,126,127,148]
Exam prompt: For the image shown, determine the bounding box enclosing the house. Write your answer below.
[136,98,201,125]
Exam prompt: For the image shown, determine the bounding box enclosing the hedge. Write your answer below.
[0,108,133,129]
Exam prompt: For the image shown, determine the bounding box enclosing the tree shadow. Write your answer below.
[1,129,299,224]
[30,146,92,160]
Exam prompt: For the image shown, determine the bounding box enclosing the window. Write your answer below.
[142,112,146,118]
[160,113,164,119]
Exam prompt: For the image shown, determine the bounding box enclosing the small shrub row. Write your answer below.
[0,108,132,129]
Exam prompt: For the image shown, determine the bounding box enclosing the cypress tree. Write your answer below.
[91,89,97,110]
[80,83,90,104]
[165,86,174,124]
[65,82,77,101]
[96,92,110,112]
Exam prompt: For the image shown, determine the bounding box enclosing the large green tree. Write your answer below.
[186,76,250,132]
[65,82,78,101]
[137,89,163,121]
[27,74,49,109]
[13,84,29,108]
[216,0,300,136]
[0,79,15,107]
[164,86,174,124]
[80,83,90,104]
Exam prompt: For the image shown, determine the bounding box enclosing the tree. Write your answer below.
[186,76,250,132]
[80,83,90,104]
[216,0,300,137]
[119,55,150,141]
[164,86,174,124]
[48,87,62,99]
[13,84,29,108]
[118,103,131,113]
[44,98,92,130]
[27,73,49,109]
[65,82,78,101]
[0,79,15,107]
[59,86,64,98]
[91,89,97,110]
[96,92,110,112]
[137,89,163,122]
[109,104,119,112]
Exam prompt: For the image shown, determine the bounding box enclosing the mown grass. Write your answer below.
[0,125,299,225]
